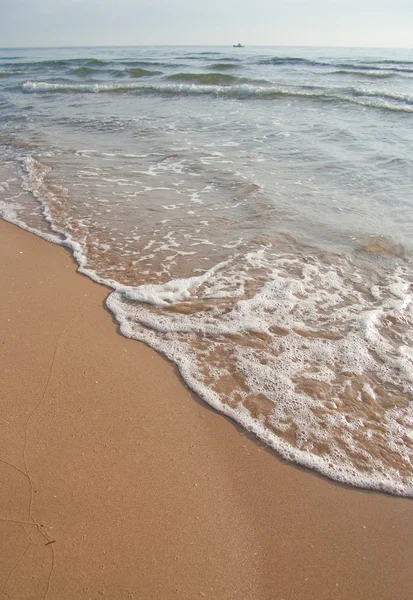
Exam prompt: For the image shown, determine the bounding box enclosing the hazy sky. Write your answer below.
[1,0,412,48]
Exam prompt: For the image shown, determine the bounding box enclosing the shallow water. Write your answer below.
[0,46,412,495]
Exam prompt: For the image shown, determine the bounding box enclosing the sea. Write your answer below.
[0,45,412,496]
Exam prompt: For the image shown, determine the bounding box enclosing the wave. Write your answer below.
[70,65,162,78]
[22,80,136,93]
[40,58,108,68]
[184,53,221,59]
[379,58,413,66]
[1,61,41,70]
[45,58,108,67]
[348,63,413,74]
[2,154,412,497]
[21,80,413,113]
[183,55,241,62]
[349,87,413,104]
[259,56,314,66]
[331,69,395,79]
[2,58,109,70]
[107,252,413,498]
[84,58,107,66]
[166,72,258,85]
[258,56,413,74]
[20,79,279,95]
[209,62,240,70]
[119,60,183,68]
[127,67,162,78]
[71,66,101,77]
[6,55,413,78]
[38,59,69,67]
[0,71,26,79]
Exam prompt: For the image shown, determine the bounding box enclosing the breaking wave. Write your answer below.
[21,80,413,112]
[331,69,396,79]
[1,155,412,497]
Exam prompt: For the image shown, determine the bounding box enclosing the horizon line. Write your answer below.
[1,44,413,51]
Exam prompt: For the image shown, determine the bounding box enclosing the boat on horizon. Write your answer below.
[233,43,244,48]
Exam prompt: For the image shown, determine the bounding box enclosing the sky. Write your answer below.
[0,0,412,48]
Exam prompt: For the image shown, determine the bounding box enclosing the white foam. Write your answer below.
[23,80,147,94]
[3,153,413,497]
[15,80,413,112]
[106,246,413,497]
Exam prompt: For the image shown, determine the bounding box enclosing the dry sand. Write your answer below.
[1,218,412,600]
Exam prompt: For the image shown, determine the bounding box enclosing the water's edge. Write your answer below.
[2,213,411,498]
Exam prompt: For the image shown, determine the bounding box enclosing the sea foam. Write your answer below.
[2,45,413,496]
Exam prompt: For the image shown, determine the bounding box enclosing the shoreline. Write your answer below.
[1,217,413,599]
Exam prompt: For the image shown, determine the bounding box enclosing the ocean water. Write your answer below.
[0,45,412,495]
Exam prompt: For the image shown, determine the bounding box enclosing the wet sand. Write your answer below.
[1,218,412,600]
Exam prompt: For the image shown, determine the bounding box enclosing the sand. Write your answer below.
[0,217,412,600]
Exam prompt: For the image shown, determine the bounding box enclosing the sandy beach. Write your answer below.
[1,217,412,600]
